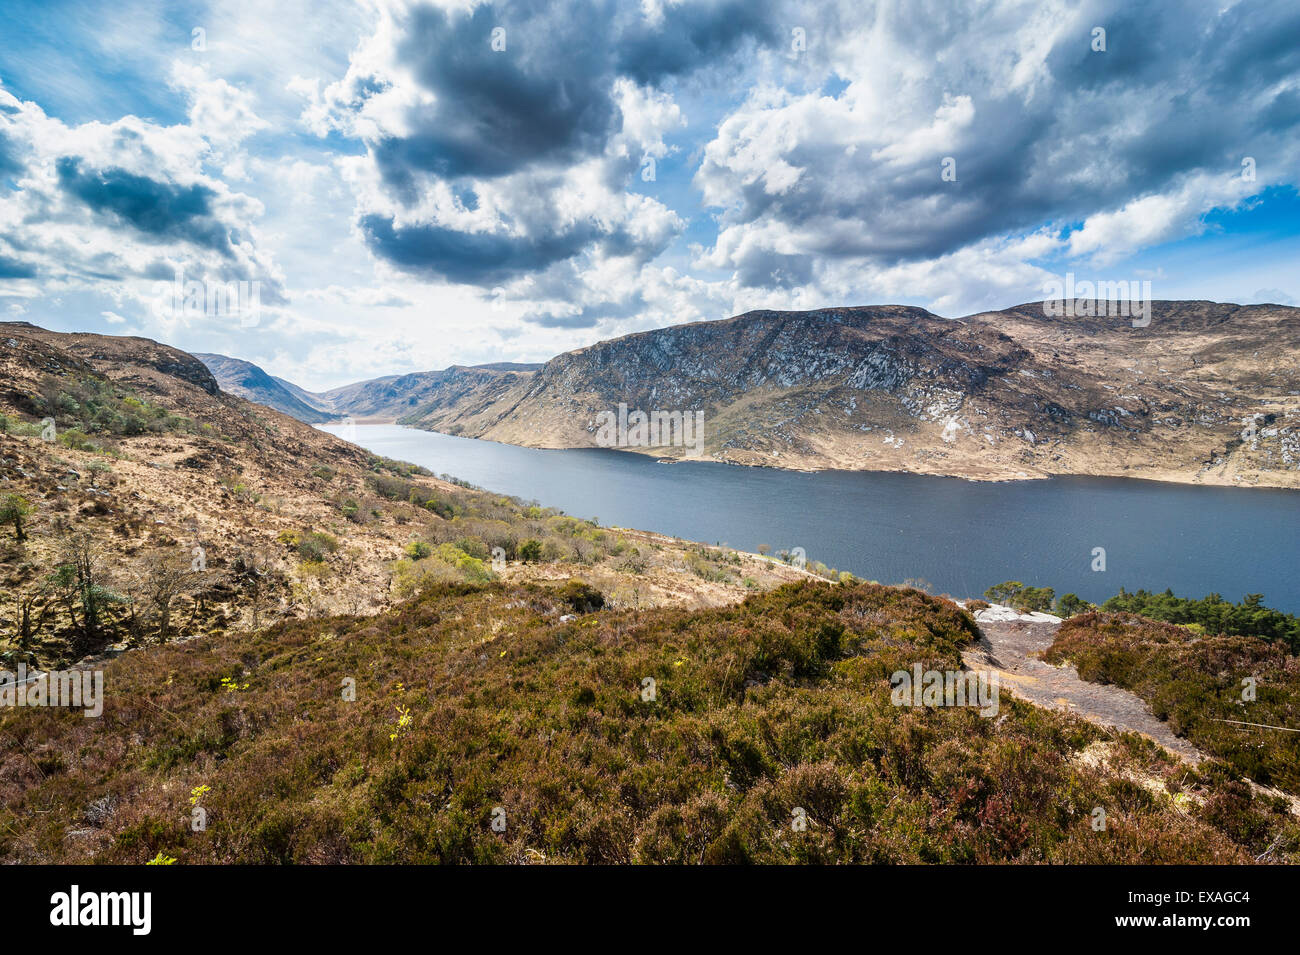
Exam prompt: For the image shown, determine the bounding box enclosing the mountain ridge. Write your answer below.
[197,354,542,424]
[394,300,1300,488]
[199,299,1300,487]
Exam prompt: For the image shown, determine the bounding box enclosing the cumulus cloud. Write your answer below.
[694,0,1300,299]
[5,0,1300,377]
[302,0,768,302]
[0,81,285,307]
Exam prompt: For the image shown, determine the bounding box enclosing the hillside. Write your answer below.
[4,578,1296,864]
[193,353,337,424]
[389,301,1300,488]
[1046,611,1300,797]
[199,353,540,425]
[0,323,810,669]
[315,364,537,422]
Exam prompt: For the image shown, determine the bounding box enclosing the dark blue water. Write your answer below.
[320,424,1300,612]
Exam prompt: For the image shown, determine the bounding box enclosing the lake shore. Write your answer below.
[320,423,1300,614]
[391,421,1300,491]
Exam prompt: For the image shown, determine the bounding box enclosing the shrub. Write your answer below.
[296,531,339,563]
[1046,612,1300,797]
[0,493,34,542]
[1102,588,1300,651]
[0,580,1286,864]
[557,579,604,614]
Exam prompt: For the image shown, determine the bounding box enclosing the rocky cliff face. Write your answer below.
[4,322,222,398]
[399,301,1300,488]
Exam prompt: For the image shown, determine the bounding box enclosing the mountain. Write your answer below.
[195,352,337,423]
[3,320,1296,865]
[395,301,1300,489]
[197,353,540,424]
[313,364,538,421]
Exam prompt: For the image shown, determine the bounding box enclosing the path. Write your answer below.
[961,608,1204,762]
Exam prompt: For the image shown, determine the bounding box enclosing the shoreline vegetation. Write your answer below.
[345,421,1300,491]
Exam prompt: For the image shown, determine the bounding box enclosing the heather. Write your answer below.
[2,581,1291,864]
[1045,612,1300,796]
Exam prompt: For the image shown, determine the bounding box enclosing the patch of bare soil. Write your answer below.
[962,617,1205,762]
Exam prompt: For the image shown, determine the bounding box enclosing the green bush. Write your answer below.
[297,531,339,563]
[1102,588,1300,651]
[405,541,433,560]
[1046,612,1300,797]
[556,579,604,614]
[5,580,1282,864]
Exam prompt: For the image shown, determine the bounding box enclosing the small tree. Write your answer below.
[0,493,33,542]
[984,581,1025,605]
[46,532,123,656]
[86,460,112,488]
[11,588,49,655]
[130,546,205,644]
[236,546,277,630]
[1017,586,1055,613]
[1054,593,1092,618]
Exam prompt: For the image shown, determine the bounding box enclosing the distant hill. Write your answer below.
[2,320,1294,865]
[271,372,335,415]
[0,322,799,668]
[197,353,540,424]
[315,365,538,421]
[194,353,336,423]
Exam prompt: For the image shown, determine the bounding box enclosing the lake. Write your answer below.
[319,423,1300,613]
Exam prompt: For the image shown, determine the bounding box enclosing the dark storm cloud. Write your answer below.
[713,99,1055,266]
[344,0,777,284]
[377,1,617,188]
[614,0,780,84]
[0,253,36,278]
[371,0,774,184]
[55,157,236,256]
[360,213,599,285]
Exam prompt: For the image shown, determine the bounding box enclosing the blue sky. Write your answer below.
[1,0,1298,389]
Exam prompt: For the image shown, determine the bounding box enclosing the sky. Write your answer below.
[1,0,1298,391]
